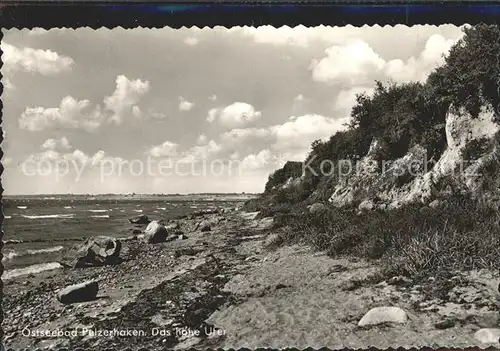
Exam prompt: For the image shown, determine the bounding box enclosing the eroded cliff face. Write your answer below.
[328,105,500,211]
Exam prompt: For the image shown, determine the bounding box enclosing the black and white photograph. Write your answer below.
[2,23,500,349]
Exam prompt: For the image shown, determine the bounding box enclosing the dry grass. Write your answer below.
[275,195,500,281]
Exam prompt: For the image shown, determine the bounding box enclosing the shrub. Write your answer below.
[461,137,491,161]
[258,24,500,208]
[264,161,303,194]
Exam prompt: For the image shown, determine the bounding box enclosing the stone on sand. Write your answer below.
[474,328,500,344]
[263,233,283,249]
[60,236,123,268]
[129,214,150,225]
[358,306,408,327]
[143,221,169,244]
[196,220,212,232]
[57,280,99,304]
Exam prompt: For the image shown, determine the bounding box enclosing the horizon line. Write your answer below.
[1,192,261,197]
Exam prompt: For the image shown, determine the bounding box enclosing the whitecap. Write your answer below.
[133,209,143,213]
[91,215,110,218]
[4,262,62,280]
[17,206,27,210]
[3,246,64,261]
[21,214,75,219]
[88,209,108,213]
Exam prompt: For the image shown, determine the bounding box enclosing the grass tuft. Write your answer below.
[275,194,500,282]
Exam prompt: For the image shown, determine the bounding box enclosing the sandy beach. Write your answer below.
[4,208,500,350]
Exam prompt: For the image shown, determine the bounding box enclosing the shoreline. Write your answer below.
[4,209,500,349]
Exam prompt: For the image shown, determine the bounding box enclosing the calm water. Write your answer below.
[2,195,245,274]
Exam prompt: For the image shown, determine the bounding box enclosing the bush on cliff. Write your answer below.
[257,24,500,204]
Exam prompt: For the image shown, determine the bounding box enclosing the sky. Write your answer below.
[1,25,465,195]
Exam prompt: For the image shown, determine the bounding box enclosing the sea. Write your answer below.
[1,194,252,280]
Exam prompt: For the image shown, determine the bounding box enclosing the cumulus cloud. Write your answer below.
[207,108,218,123]
[272,114,350,153]
[207,102,262,128]
[310,40,386,86]
[385,34,457,83]
[241,149,273,170]
[334,86,375,112]
[220,127,274,147]
[1,42,74,75]
[63,149,89,164]
[178,140,222,164]
[184,37,199,46]
[216,115,349,167]
[41,137,72,151]
[312,34,462,86]
[148,141,179,157]
[20,75,156,132]
[23,148,124,173]
[104,75,150,125]
[178,97,194,111]
[197,134,207,145]
[19,96,104,132]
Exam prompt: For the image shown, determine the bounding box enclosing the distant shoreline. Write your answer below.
[2,193,261,199]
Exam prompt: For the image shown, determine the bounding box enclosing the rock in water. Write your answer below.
[129,214,150,225]
[57,280,99,304]
[143,221,169,244]
[309,203,326,214]
[474,328,500,344]
[358,306,407,327]
[60,236,123,268]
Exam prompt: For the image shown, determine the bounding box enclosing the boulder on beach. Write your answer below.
[60,236,123,268]
[57,280,99,304]
[143,220,169,244]
[129,214,150,225]
[474,328,500,344]
[195,220,211,232]
[358,306,407,327]
[165,222,180,231]
[263,233,283,249]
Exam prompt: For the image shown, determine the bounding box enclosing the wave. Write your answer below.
[17,206,27,210]
[21,214,75,219]
[64,206,73,209]
[157,207,166,210]
[4,262,62,280]
[133,209,143,213]
[91,215,110,218]
[4,215,11,219]
[88,209,108,213]
[3,245,64,261]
